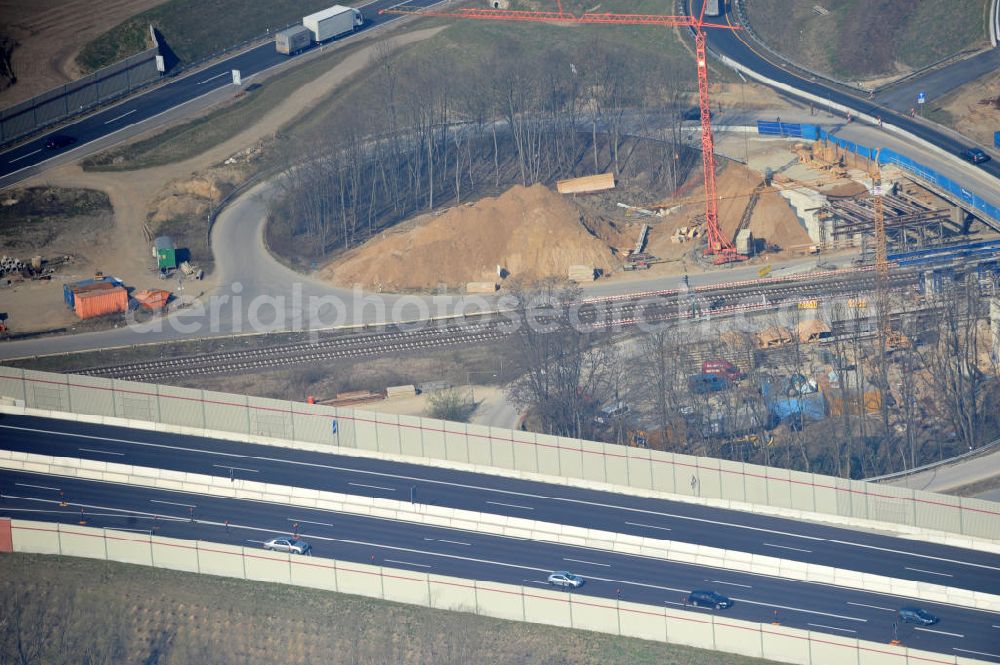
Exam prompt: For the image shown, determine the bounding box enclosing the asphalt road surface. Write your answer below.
[696,0,1000,182]
[1,467,997,661]
[2,414,998,597]
[0,0,442,185]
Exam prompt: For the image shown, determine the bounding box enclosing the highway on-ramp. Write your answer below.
[696,0,1000,183]
[2,466,998,661]
[2,414,998,597]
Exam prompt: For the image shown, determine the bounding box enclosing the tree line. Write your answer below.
[266,39,698,267]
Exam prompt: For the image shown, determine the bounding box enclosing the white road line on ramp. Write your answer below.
[807,623,856,634]
[348,482,395,492]
[487,501,533,510]
[288,518,334,527]
[626,521,672,531]
[213,464,258,473]
[828,539,1000,573]
[915,627,964,638]
[15,482,60,491]
[150,499,196,508]
[955,649,1000,660]
[764,543,813,553]
[905,566,953,577]
[9,149,42,163]
[198,71,229,84]
[711,580,752,588]
[847,602,894,612]
[103,109,136,124]
[563,558,610,567]
[385,559,431,568]
[79,448,125,456]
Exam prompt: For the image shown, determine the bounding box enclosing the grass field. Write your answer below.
[76,0,364,73]
[82,0,711,172]
[745,0,990,82]
[0,553,778,665]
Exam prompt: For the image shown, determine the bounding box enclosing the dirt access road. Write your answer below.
[2,27,446,336]
[0,0,166,106]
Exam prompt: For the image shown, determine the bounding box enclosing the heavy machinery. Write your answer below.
[380,1,746,263]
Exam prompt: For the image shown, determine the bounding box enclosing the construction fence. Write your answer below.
[0,28,161,147]
[1,367,997,541]
[1,519,983,665]
[756,121,1000,227]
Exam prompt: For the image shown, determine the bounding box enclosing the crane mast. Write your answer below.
[380,2,746,262]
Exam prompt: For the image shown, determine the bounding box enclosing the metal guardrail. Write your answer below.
[867,435,1000,483]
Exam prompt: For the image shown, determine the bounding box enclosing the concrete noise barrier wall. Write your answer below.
[5,519,989,665]
[4,448,996,611]
[0,43,160,147]
[1,367,998,545]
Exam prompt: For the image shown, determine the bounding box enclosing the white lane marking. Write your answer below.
[626,521,672,531]
[438,539,471,546]
[9,149,42,163]
[915,627,964,638]
[829,538,1000,573]
[808,623,856,634]
[847,602,895,612]
[289,518,333,527]
[955,648,1000,659]
[663,600,686,607]
[15,482,60,491]
[487,501,534,510]
[0,425,245,458]
[739,599,867,622]
[0,506,184,521]
[993,625,1000,629]
[348,482,395,492]
[0,3,417,183]
[904,566,953,578]
[103,109,136,124]
[556,497,824,542]
[563,557,610,567]
[764,543,813,553]
[711,580,752,588]
[198,71,229,84]
[385,559,431,568]
[79,447,125,456]
[213,464,258,473]
[150,499,196,508]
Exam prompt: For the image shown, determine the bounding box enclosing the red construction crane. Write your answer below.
[380,2,746,263]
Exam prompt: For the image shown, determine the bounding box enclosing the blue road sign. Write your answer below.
[917,91,926,104]
[332,420,338,434]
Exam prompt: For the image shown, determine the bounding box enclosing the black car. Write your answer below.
[687,590,733,609]
[45,134,76,150]
[898,607,938,625]
[961,147,990,164]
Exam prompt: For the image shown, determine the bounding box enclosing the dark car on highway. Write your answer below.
[45,134,76,150]
[898,607,938,625]
[687,590,733,609]
[961,147,990,164]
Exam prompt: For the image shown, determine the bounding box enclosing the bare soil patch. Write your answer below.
[925,68,1000,146]
[0,0,166,106]
[323,184,622,291]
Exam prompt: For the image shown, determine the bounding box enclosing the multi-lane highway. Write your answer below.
[2,415,998,597]
[2,466,998,661]
[0,0,441,184]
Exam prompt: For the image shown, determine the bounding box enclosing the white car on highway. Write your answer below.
[547,571,584,588]
[263,537,312,555]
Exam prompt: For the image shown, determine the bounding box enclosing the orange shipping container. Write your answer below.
[74,286,128,319]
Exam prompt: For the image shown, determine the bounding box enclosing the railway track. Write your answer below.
[72,267,927,382]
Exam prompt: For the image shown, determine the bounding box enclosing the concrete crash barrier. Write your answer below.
[0,449,998,613]
[1,367,999,550]
[4,518,990,665]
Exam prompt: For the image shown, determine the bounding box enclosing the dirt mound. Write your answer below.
[323,184,620,291]
[715,162,811,250]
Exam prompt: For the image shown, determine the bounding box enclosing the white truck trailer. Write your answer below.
[275,25,312,55]
[302,5,364,43]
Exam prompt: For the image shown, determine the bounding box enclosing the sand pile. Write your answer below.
[323,184,619,291]
[715,162,811,250]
